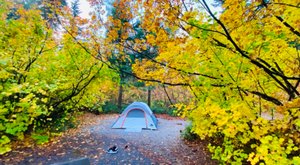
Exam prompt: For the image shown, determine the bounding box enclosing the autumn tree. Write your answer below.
[126,0,300,163]
[7,0,68,28]
[0,1,115,154]
[88,0,159,110]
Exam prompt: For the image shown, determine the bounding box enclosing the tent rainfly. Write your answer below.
[111,102,158,130]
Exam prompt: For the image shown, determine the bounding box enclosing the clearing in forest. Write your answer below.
[1,113,216,165]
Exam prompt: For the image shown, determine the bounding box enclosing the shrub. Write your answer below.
[102,101,120,114]
[186,99,300,164]
[151,101,176,116]
[181,124,199,141]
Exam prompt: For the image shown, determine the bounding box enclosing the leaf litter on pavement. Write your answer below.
[0,113,217,165]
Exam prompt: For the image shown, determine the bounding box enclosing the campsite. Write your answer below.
[0,113,216,164]
[1,0,299,164]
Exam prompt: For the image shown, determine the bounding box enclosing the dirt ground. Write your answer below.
[0,113,217,165]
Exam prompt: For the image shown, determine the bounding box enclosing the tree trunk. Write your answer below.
[147,87,151,108]
[118,83,123,111]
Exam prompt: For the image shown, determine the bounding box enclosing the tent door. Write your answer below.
[122,109,147,129]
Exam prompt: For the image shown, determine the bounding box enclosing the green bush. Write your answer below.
[187,100,300,164]
[31,133,49,145]
[151,101,176,116]
[102,101,120,114]
[85,103,103,115]
[181,124,199,141]
[0,3,112,154]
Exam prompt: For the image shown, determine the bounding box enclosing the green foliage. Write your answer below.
[208,138,248,164]
[186,99,300,164]
[151,101,176,116]
[0,135,11,154]
[0,2,114,154]
[87,103,103,114]
[247,135,300,164]
[31,133,49,145]
[181,124,199,141]
[102,101,122,114]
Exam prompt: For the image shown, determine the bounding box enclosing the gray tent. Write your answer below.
[111,102,158,130]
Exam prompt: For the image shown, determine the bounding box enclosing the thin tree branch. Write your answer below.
[200,0,295,97]
[275,16,300,37]
[247,90,283,106]
[163,85,174,105]
[180,18,227,37]
[271,2,300,9]
[123,44,218,79]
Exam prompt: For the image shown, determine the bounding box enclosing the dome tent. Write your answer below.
[111,102,158,130]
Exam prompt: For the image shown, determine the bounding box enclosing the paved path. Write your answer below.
[0,114,216,165]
